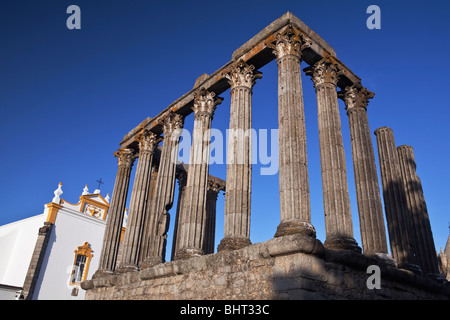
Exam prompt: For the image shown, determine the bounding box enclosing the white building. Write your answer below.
[0,182,121,300]
[0,214,45,299]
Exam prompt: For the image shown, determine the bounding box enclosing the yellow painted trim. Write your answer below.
[61,195,109,208]
[45,202,63,224]
[79,194,110,220]
[70,242,94,286]
[60,194,110,220]
[59,199,80,206]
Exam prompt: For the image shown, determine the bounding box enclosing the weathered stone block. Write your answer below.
[83,235,450,300]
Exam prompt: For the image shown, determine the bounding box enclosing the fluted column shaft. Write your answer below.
[397,145,439,274]
[270,26,315,238]
[175,88,223,260]
[140,112,184,268]
[305,57,360,252]
[138,164,159,264]
[94,148,134,277]
[204,182,222,254]
[339,84,388,255]
[374,127,420,271]
[218,59,261,252]
[171,171,187,261]
[117,130,157,272]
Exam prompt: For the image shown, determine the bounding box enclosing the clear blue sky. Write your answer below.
[1,0,449,261]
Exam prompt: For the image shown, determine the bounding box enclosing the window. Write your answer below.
[70,242,93,285]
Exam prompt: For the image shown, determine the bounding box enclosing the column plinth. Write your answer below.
[305,57,360,253]
[174,248,204,260]
[269,25,315,239]
[217,237,252,252]
[218,59,261,252]
[275,221,316,238]
[94,148,135,278]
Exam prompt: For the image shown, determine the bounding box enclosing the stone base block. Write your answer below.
[274,221,316,238]
[92,269,114,279]
[217,236,252,252]
[114,263,139,274]
[83,234,450,300]
[324,236,362,253]
[139,256,164,270]
[174,248,204,260]
[399,263,423,275]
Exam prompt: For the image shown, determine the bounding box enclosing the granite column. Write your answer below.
[305,57,360,252]
[175,88,223,259]
[140,112,184,268]
[339,84,388,256]
[94,148,135,277]
[171,171,187,261]
[116,130,157,272]
[397,145,439,275]
[374,127,420,271]
[138,163,159,265]
[218,59,261,251]
[204,182,223,254]
[270,25,315,238]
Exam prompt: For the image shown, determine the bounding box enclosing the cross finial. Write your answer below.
[96,178,104,190]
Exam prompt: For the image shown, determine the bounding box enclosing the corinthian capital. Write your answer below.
[208,180,225,194]
[269,24,312,60]
[304,56,341,88]
[114,148,135,168]
[192,87,224,119]
[338,83,375,112]
[225,59,262,90]
[136,129,158,154]
[160,112,184,135]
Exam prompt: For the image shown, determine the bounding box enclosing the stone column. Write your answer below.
[338,84,388,256]
[204,182,223,254]
[218,59,261,251]
[116,130,157,273]
[140,112,184,268]
[171,170,187,261]
[94,148,134,278]
[374,127,420,271]
[397,145,439,275]
[175,88,223,260]
[304,57,360,252]
[269,25,315,238]
[138,163,159,265]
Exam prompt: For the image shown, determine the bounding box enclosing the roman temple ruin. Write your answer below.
[82,12,450,300]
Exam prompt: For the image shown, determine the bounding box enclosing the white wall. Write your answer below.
[0,214,45,287]
[33,207,105,300]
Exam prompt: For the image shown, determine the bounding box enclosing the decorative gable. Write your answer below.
[47,183,110,223]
